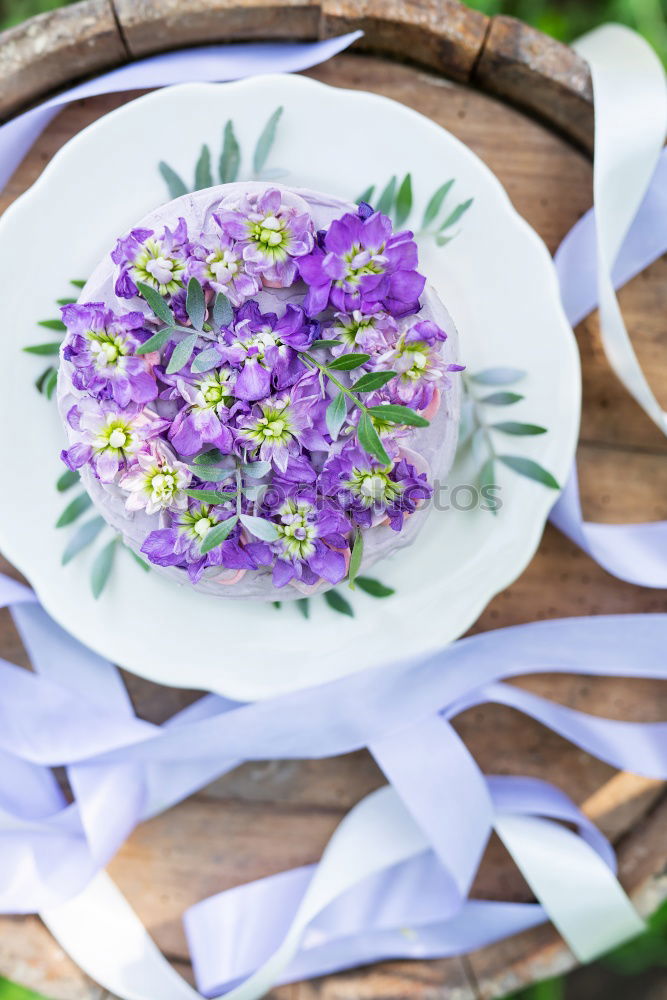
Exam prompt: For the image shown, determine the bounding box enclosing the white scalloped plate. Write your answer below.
[0,76,580,700]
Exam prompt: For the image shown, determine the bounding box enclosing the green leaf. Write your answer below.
[0,975,54,1000]
[166,333,198,374]
[56,468,79,492]
[191,347,220,373]
[91,538,117,599]
[23,342,61,355]
[492,421,547,436]
[185,488,235,503]
[38,318,66,332]
[239,514,279,541]
[188,465,234,482]
[56,492,92,528]
[126,546,151,572]
[357,412,391,464]
[469,367,526,386]
[324,590,354,617]
[351,370,396,393]
[356,185,375,205]
[159,161,188,198]
[219,120,241,182]
[134,327,172,356]
[57,297,77,305]
[70,279,86,289]
[242,460,272,479]
[480,392,524,406]
[136,281,175,326]
[43,368,58,399]
[435,234,454,248]
[194,144,213,190]
[356,576,395,598]
[273,601,282,610]
[366,404,429,427]
[253,106,284,174]
[309,339,340,350]
[376,175,397,216]
[478,457,498,516]
[326,353,370,371]
[394,173,413,228]
[213,291,233,329]
[193,448,225,465]
[439,197,474,231]
[421,179,454,228]
[200,516,238,554]
[498,455,560,489]
[62,517,105,565]
[348,528,363,588]
[326,391,348,441]
[186,277,206,330]
[297,598,310,619]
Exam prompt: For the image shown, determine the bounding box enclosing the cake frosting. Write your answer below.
[57,182,463,600]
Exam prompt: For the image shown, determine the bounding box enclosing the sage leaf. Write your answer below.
[367,404,429,427]
[348,528,363,588]
[62,517,105,565]
[185,488,236,503]
[56,468,79,492]
[136,282,175,326]
[41,367,58,399]
[126,545,150,572]
[166,332,198,374]
[394,173,413,228]
[242,460,272,479]
[480,391,524,406]
[253,106,283,175]
[498,455,560,490]
[24,342,62,355]
[191,347,221,373]
[193,448,225,465]
[56,492,92,528]
[327,353,370,371]
[324,590,354,617]
[239,514,279,542]
[435,234,454,248]
[219,120,241,183]
[194,144,213,190]
[135,327,172,355]
[356,185,375,205]
[326,391,347,441]
[159,161,188,198]
[356,576,395,598]
[492,421,547,436]
[186,277,206,330]
[469,367,526,386]
[439,197,474,231]
[309,339,340,350]
[357,412,390,465]
[38,318,66,332]
[57,297,77,305]
[91,538,117,599]
[213,292,233,329]
[189,465,234,483]
[200,516,238,554]
[70,279,86,289]
[479,458,498,517]
[376,175,397,216]
[351,370,396,393]
[422,179,454,228]
[297,598,310,619]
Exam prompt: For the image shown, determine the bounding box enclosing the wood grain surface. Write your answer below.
[0,50,665,1000]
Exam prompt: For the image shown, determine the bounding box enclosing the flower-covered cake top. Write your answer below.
[58,183,463,599]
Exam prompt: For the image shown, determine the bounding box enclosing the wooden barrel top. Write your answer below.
[0,3,665,998]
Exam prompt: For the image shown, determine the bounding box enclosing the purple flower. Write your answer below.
[325,308,398,357]
[61,303,158,407]
[215,188,314,287]
[119,440,192,515]
[374,319,463,410]
[298,206,425,317]
[235,391,314,473]
[186,223,260,307]
[61,398,169,483]
[319,443,432,531]
[111,218,190,299]
[246,490,350,588]
[141,501,255,584]
[168,366,237,457]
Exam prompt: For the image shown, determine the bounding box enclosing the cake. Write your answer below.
[57,182,463,600]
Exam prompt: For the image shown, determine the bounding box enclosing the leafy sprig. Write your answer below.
[357,173,473,247]
[25,278,86,398]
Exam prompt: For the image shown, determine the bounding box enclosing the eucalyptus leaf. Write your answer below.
[492,421,547,436]
[356,576,395,598]
[166,333,198,374]
[194,144,213,190]
[43,368,58,399]
[326,391,348,441]
[159,161,188,198]
[135,327,172,356]
[191,347,221,373]
[38,319,66,332]
[480,391,524,406]
[394,173,413,228]
[219,120,241,183]
[253,106,283,175]
[23,342,62,355]
[185,488,236,503]
[136,282,175,326]
[324,590,354,617]
[326,353,370,371]
[62,517,105,565]
[439,197,474,231]
[200,516,238,554]
[297,598,310,619]
[357,412,391,465]
[242,460,272,479]
[56,492,92,528]
[189,465,234,483]
[351,370,396,393]
[348,529,364,588]
[469,368,526,386]
[126,546,151,572]
[239,514,279,542]
[91,538,117,599]
[309,339,340,350]
[421,179,454,228]
[193,448,225,465]
[366,404,429,427]
[56,468,80,492]
[213,292,233,329]
[356,185,375,205]
[186,277,206,330]
[376,175,397,216]
[498,455,560,490]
